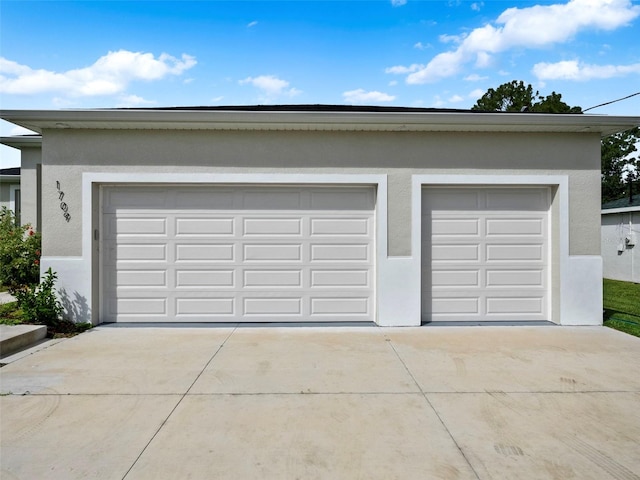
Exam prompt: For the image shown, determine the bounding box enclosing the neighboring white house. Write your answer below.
[602,196,640,283]
[1,106,638,327]
[0,135,42,230]
[0,167,20,223]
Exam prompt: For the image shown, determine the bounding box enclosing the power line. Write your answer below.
[583,91,640,112]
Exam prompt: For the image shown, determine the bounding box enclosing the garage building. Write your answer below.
[2,106,638,326]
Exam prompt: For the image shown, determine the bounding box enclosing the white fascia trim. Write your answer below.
[82,172,388,324]
[412,174,574,325]
[3,109,639,136]
[602,206,640,214]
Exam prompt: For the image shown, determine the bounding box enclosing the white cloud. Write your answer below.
[439,34,462,44]
[468,88,486,99]
[343,89,396,104]
[414,42,431,50]
[533,60,640,80]
[448,95,464,103]
[0,50,196,97]
[471,2,484,11]
[431,95,446,108]
[385,64,424,74]
[388,80,398,86]
[239,75,302,100]
[391,0,407,6]
[116,94,156,108]
[464,74,488,81]
[388,0,640,84]
[247,21,258,28]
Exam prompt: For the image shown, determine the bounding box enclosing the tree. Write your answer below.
[472,81,639,204]
[471,80,582,113]
[601,127,639,204]
[0,207,41,293]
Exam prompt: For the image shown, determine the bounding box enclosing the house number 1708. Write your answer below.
[56,181,71,222]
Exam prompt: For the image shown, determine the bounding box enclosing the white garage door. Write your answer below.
[101,185,375,323]
[422,187,550,322]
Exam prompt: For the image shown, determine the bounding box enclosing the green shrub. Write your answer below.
[0,207,41,293]
[14,268,63,328]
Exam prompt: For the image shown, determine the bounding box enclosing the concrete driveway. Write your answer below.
[1,325,639,480]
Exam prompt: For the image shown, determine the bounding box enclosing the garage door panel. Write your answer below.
[175,190,235,209]
[243,218,302,236]
[243,270,302,287]
[310,189,373,210]
[486,189,548,211]
[423,187,549,322]
[176,217,234,236]
[432,218,479,236]
[116,298,167,315]
[432,270,480,287]
[243,297,302,315]
[114,270,167,288]
[311,270,370,287]
[243,191,301,209]
[103,188,168,211]
[486,297,544,315]
[486,244,544,262]
[102,185,375,323]
[310,218,370,235]
[244,244,302,261]
[115,244,167,262]
[176,244,234,262]
[311,297,369,315]
[432,244,479,262]
[486,269,544,287]
[311,244,369,261]
[176,298,235,316]
[431,297,479,315]
[485,218,544,236]
[176,270,235,288]
[105,217,167,237]
[424,190,480,210]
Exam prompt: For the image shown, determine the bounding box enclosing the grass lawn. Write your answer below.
[603,278,640,338]
[0,301,22,325]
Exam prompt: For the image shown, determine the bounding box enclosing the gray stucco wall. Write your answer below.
[0,179,17,207]
[20,147,41,230]
[41,128,601,258]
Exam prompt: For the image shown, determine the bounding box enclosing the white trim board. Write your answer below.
[78,173,395,325]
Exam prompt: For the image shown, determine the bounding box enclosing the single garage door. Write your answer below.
[422,187,550,322]
[101,185,375,323]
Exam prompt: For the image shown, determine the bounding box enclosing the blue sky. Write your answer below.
[1,0,639,167]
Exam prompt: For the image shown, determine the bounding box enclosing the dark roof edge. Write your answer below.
[113,104,576,114]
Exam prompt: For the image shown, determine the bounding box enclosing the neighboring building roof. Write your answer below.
[0,167,20,176]
[0,134,42,149]
[602,195,640,213]
[0,106,638,136]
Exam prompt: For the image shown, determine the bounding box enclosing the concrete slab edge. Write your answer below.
[0,325,47,358]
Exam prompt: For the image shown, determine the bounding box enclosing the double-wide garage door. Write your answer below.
[422,187,550,322]
[101,185,375,323]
